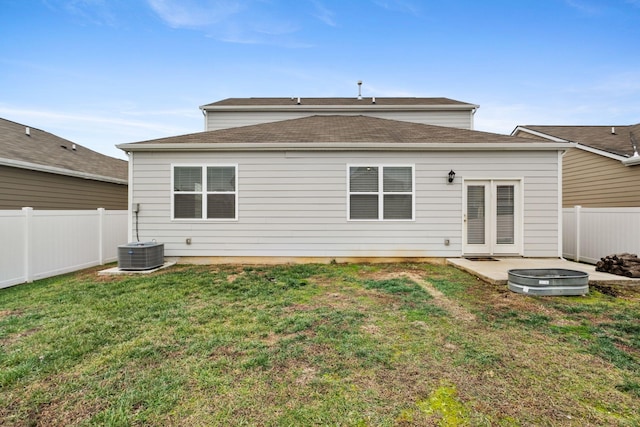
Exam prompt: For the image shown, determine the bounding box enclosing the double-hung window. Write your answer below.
[348,165,414,220]
[172,165,237,220]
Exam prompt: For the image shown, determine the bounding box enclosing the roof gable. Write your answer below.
[119,115,570,151]
[0,118,128,183]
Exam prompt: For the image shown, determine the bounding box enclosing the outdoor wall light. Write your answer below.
[448,170,456,183]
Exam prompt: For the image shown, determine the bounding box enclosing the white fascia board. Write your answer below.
[575,143,628,162]
[513,127,633,164]
[0,157,128,185]
[511,126,569,142]
[622,155,640,166]
[117,141,574,152]
[199,104,480,113]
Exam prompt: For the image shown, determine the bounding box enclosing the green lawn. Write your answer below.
[1,262,638,426]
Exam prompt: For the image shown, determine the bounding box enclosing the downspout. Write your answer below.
[558,149,566,259]
[127,151,134,243]
[470,106,478,130]
[202,108,208,131]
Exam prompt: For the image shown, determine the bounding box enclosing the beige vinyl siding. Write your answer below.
[129,150,560,258]
[205,110,474,131]
[0,165,128,210]
[563,148,640,207]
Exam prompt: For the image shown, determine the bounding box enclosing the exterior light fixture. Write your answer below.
[448,170,456,183]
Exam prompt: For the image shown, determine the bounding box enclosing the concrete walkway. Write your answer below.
[447,257,640,286]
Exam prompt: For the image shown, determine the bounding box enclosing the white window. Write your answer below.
[172,165,237,220]
[348,165,414,220]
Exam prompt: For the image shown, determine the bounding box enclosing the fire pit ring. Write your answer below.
[508,269,589,296]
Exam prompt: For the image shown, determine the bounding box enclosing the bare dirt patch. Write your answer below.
[379,270,476,322]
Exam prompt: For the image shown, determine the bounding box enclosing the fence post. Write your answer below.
[98,208,105,265]
[574,205,581,263]
[22,207,33,283]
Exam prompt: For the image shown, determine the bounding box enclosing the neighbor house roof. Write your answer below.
[513,124,640,162]
[0,118,128,184]
[201,97,479,111]
[118,115,572,152]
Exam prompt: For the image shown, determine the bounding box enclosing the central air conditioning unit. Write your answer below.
[117,242,164,270]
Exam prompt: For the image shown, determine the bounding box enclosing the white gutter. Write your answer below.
[513,127,638,165]
[0,157,128,185]
[622,155,640,166]
[117,141,574,152]
[574,143,629,162]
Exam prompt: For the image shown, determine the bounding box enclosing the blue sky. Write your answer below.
[1,0,639,160]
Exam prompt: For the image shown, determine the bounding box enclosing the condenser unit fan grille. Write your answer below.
[118,242,164,270]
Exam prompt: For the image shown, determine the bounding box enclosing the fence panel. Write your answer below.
[563,207,640,264]
[562,208,577,261]
[0,208,128,289]
[0,210,27,288]
[102,209,129,262]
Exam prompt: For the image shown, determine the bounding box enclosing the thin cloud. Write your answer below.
[372,0,420,15]
[311,0,337,26]
[43,0,118,26]
[0,106,190,135]
[564,0,601,15]
[146,0,243,28]
[145,0,315,47]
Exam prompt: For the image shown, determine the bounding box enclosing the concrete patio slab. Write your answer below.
[447,257,640,287]
[98,261,176,276]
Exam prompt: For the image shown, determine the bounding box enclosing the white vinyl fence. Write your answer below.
[0,208,128,289]
[563,206,640,264]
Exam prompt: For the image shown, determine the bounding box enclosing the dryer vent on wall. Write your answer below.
[118,242,164,270]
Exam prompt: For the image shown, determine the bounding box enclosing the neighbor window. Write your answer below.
[348,165,414,220]
[173,165,237,220]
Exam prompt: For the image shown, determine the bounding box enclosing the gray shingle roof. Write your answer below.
[521,125,640,158]
[0,117,128,182]
[124,115,552,146]
[202,97,476,107]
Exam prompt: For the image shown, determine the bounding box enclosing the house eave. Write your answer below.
[118,141,574,152]
[199,104,480,113]
[512,126,636,164]
[0,157,128,184]
[622,155,640,166]
[575,143,630,163]
[510,126,569,142]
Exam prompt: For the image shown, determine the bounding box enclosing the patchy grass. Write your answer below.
[0,262,639,426]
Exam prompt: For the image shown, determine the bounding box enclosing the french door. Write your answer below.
[463,180,521,255]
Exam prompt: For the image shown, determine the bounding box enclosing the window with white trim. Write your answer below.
[173,165,237,220]
[348,165,414,220]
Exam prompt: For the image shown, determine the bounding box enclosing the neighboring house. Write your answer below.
[512,124,640,208]
[0,118,128,210]
[118,97,572,261]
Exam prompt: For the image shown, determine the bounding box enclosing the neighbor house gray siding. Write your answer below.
[129,150,560,258]
[205,110,474,132]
